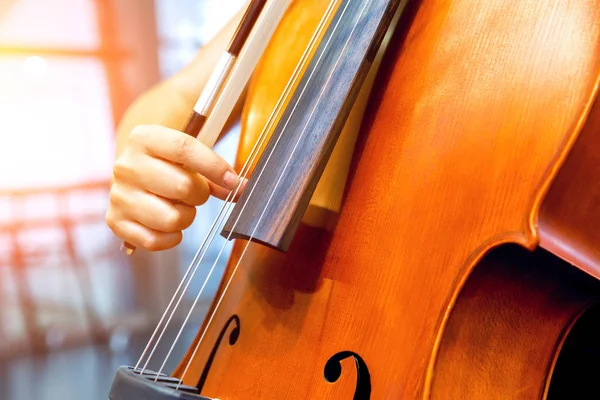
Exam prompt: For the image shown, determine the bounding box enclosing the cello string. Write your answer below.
[135,0,297,372]
[137,21,318,374]
[136,0,295,372]
[133,1,267,370]
[175,0,366,388]
[156,0,342,382]
[139,0,339,378]
[135,179,236,371]
[137,182,238,373]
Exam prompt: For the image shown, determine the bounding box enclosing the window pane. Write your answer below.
[0,55,115,190]
[153,1,245,301]
[0,0,99,49]
[155,0,246,77]
[155,0,246,44]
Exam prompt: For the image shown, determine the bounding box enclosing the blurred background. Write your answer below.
[0,0,246,398]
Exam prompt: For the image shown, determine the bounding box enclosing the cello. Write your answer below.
[109,0,600,398]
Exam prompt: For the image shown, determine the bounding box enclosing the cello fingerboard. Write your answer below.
[222,0,404,251]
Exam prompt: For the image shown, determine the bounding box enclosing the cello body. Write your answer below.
[172,0,600,398]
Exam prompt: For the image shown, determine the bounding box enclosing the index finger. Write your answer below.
[134,124,240,190]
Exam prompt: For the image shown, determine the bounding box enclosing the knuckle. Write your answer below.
[163,208,183,231]
[108,184,125,207]
[175,176,194,199]
[212,158,227,173]
[129,125,147,143]
[197,186,210,205]
[105,213,126,241]
[112,157,133,180]
[174,135,195,161]
[131,124,163,152]
[130,124,156,141]
[197,178,211,204]
[172,233,183,247]
[181,207,196,229]
[105,209,116,230]
[142,234,161,251]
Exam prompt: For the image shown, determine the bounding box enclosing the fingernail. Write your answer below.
[223,171,240,189]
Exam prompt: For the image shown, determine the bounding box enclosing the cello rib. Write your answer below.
[430,245,600,399]
[539,85,600,280]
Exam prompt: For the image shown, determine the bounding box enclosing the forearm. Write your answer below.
[115,5,249,157]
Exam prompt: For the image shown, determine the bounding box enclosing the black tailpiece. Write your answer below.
[108,366,215,400]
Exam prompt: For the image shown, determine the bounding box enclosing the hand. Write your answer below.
[106,124,242,251]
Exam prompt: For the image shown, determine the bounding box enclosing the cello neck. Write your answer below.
[222,0,405,252]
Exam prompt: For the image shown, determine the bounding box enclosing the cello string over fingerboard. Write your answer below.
[221,0,403,251]
[154,0,343,383]
[134,0,339,380]
[175,0,379,388]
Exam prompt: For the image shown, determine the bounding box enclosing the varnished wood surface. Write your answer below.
[430,245,600,399]
[174,0,600,398]
[539,91,600,279]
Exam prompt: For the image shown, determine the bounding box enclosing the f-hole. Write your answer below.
[196,315,241,392]
[324,351,371,399]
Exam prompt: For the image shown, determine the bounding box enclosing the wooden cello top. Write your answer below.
[168,0,600,398]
